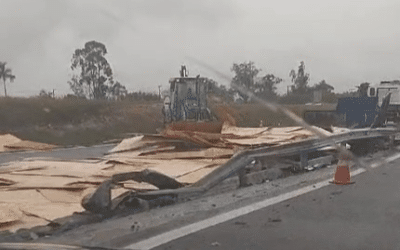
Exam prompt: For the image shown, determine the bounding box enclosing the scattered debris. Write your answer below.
[81,180,112,214]
[0,125,396,237]
[0,134,56,152]
[130,221,141,232]
[0,134,21,152]
[239,168,284,187]
[5,140,56,151]
[211,241,221,247]
[330,191,343,196]
[268,218,282,223]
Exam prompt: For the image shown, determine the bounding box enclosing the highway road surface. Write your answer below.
[148,152,400,250]
[0,144,115,165]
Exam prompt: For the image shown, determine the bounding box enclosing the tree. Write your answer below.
[289,61,310,94]
[68,75,86,98]
[125,91,159,101]
[357,82,370,97]
[253,74,282,100]
[69,41,115,99]
[207,79,234,102]
[39,89,53,98]
[310,80,337,103]
[231,61,260,102]
[312,80,334,93]
[109,81,128,100]
[0,62,15,97]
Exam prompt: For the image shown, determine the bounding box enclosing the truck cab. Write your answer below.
[367,81,400,122]
[367,82,400,106]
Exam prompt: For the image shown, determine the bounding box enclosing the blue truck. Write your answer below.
[305,82,395,129]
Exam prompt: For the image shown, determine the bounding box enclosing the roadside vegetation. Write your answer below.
[0,96,163,146]
[0,95,336,146]
[0,40,374,146]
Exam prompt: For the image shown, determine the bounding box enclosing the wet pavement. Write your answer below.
[154,157,400,250]
[0,144,115,165]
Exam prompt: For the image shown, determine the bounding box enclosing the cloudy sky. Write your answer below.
[1,0,400,97]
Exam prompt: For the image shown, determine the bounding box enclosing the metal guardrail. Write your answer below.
[193,127,396,189]
[131,127,397,202]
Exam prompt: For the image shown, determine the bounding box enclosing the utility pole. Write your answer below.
[52,89,55,99]
[158,85,162,100]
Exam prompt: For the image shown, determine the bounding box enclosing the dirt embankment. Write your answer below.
[0,97,336,146]
[0,98,164,146]
[214,103,337,128]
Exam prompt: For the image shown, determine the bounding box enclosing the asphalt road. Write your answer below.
[0,144,115,165]
[154,157,400,250]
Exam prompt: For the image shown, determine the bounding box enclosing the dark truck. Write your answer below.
[305,91,392,129]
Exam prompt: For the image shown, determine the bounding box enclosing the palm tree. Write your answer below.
[0,62,16,97]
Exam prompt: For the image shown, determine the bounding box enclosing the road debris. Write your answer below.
[0,124,396,240]
[0,134,21,152]
[211,241,221,247]
[0,134,56,152]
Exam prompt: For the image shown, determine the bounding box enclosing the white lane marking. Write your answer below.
[371,152,400,168]
[125,168,366,250]
[370,163,380,168]
[386,152,400,163]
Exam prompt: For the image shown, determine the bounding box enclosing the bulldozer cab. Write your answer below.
[163,66,212,123]
[169,76,211,121]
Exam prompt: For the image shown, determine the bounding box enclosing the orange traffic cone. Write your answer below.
[330,160,354,185]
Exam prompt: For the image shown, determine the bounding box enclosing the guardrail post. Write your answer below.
[300,151,308,170]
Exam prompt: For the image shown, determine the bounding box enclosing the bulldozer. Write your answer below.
[162,66,223,133]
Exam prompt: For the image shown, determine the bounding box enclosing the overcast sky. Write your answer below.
[1,0,400,97]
